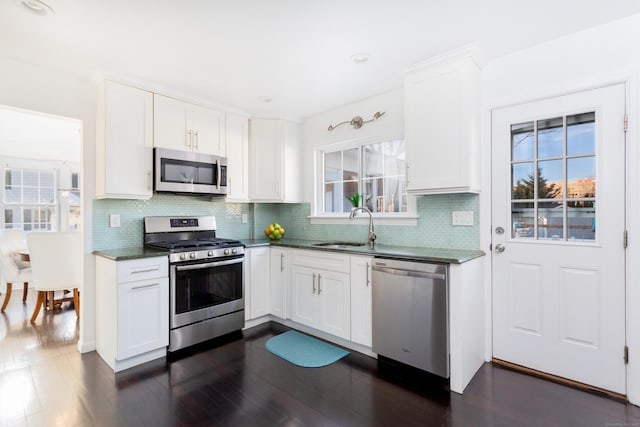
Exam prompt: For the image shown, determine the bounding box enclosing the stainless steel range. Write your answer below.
[144,216,245,352]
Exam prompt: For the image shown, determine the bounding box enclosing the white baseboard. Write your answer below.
[77,339,96,353]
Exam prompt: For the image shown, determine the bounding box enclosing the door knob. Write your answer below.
[495,244,505,253]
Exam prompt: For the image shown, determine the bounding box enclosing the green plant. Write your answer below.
[347,193,362,208]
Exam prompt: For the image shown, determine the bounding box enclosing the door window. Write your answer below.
[510,112,596,241]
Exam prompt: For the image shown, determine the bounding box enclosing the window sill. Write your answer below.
[308,215,418,226]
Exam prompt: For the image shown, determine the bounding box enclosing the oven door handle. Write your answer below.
[175,257,243,271]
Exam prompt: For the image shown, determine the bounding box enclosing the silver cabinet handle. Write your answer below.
[366,262,370,287]
[280,253,284,272]
[186,130,192,148]
[131,282,160,291]
[146,170,152,191]
[194,130,199,149]
[317,274,322,294]
[312,273,317,293]
[130,266,160,274]
[495,244,506,253]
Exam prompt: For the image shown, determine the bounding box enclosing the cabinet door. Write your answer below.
[270,248,288,319]
[193,105,224,156]
[117,277,169,360]
[247,247,271,319]
[290,265,317,328]
[249,119,283,201]
[405,56,480,193]
[154,94,191,151]
[102,81,153,199]
[350,256,373,347]
[316,269,351,340]
[225,113,249,201]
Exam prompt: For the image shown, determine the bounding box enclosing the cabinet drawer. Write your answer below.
[291,250,350,273]
[117,256,168,283]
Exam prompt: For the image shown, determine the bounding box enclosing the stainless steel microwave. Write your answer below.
[154,148,227,195]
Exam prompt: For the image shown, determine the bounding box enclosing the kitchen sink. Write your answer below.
[312,242,367,249]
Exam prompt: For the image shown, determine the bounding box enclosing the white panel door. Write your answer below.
[316,270,350,340]
[290,265,316,328]
[153,94,191,151]
[193,105,224,156]
[351,256,373,347]
[247,247,271,319]
[492,84,626,394]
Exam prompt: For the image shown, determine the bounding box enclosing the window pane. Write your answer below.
[4,186,21,203]
[568,200,595,240]
[343,181,359,211]
[537,117,563,158]
[324,182,343,213]
[383,176,405,213]
[511,122,534,161]
[71,173,80,190]
[69,206,81,231]
[5,169,21,186]
[40,187,55,204]
[343,148,359,180]
[362,177,383,212]
[538,160,563,199]
[567,112,595,156]
[383,140,405,176]
[363,144,384,178]
[324,151,341,182]
[512,162,535,200]
[4,207,22,225]
[69,191,81,206]
[538,201,564,240]
[23,187,39,203]
[567,156,595,198]
[512,202,534,239]
[23,170,38,186]
[40,171,54,187]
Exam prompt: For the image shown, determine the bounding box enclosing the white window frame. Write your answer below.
[311,136,418,225]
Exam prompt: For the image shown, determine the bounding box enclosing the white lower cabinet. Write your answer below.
[269,247,289,319]
[290,250,351,340]
[245,247,270,320]
[350,256,373,347]
[96,256,169,372]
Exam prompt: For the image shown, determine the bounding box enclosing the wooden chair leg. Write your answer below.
[73,288,79,318]
[1,283,12,312]
[22,282,28,303]
[30,291,45,322]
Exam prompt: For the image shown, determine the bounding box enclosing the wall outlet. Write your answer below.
[241,213,248,224]
[109,214,121,228]
[452,211,474,226]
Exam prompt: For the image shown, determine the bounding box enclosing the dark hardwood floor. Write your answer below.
[1,290,640,426]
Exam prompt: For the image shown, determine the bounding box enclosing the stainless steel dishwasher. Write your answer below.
[372,258,449,378]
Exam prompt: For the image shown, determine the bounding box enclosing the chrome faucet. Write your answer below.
[349,206,376,248]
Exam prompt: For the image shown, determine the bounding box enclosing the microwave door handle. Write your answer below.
[216,161,221,189]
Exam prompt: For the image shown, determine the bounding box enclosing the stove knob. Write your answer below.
[179,253,186,261]
[224,249,230,255]
[231,248,238,255]
[189,252,197,259]
[208,250,214,257]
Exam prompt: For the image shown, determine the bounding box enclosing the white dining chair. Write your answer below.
[0,229,32,312]
[26,232,81,322]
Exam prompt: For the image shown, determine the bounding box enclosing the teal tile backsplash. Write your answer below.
[93,193,479,250]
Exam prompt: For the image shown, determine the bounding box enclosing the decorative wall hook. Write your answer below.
[328,111,385,131]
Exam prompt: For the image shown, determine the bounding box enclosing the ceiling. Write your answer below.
[1,0,640,120]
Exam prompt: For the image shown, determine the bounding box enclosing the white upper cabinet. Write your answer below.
[154,94,225,156]
[249,119,302,202]
[405,48,482,194]
[96,80,153,200]
[225,113,250,201]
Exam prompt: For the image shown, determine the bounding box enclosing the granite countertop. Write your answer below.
[242,238,484,264]
[93,247,169,261]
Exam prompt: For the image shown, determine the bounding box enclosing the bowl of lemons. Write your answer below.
[265,223,285,240]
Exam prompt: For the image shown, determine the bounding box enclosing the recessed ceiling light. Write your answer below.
[350,53,370,64]
[257,96,273,103]
[21,0,55,15]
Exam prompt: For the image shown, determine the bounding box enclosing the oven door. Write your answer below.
[170,256,244,329]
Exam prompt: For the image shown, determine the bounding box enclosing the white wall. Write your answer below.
[0,55,98,353]
[301,89,404,204]
[480,13,640,404]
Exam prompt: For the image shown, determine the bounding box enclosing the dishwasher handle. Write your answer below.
[372,265,446,281]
